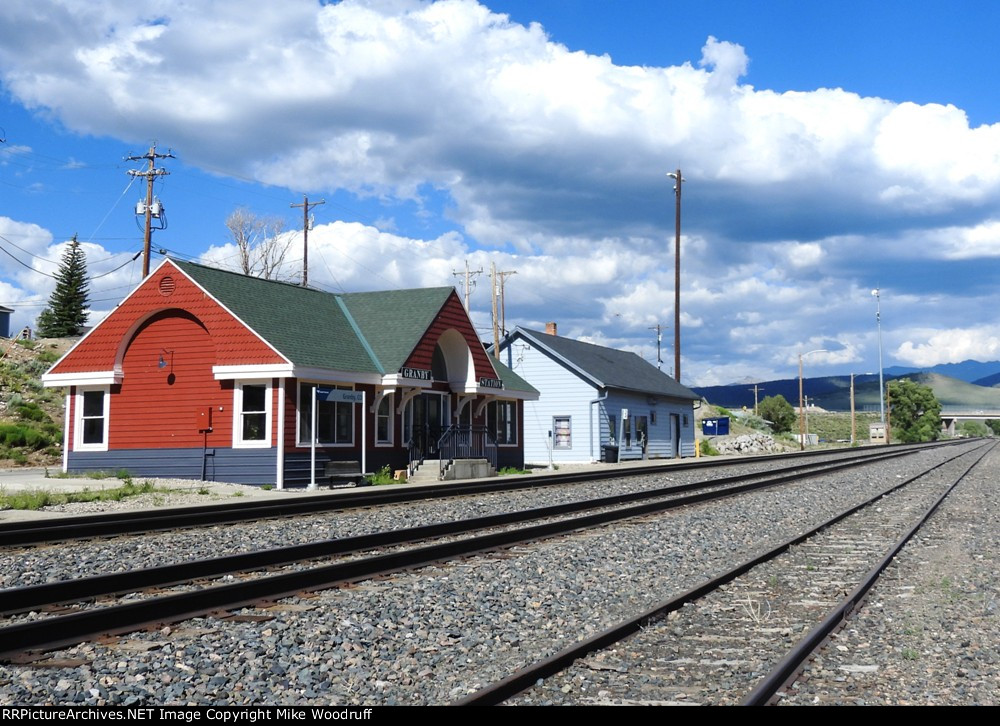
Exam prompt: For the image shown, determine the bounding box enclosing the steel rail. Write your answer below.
[0,446,917,616]
[453,440,992,705]
[0,441,961,546]
[0,443,955,661]
[739,440,995,706]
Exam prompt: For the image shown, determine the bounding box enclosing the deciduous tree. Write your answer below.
[887,378,941,443]
[37,236,89,337]
[225,207,291,280]
[757,394,795,433]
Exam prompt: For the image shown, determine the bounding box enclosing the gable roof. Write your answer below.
[508,326,699,400]
[338,287,454,373]
[172,261,533,394]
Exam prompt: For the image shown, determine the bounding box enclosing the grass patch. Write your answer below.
[261,484,273,491]
[901,647,920,661]
[365,465,396,486]
[231,491,244,497]
[699,439,721,456]
[0,478,164,511]
[497,466,530,475]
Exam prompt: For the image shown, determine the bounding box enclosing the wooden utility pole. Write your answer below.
[290,195,325,287]
[497,268,517,335]
[490,262,500,359]
[452,260,483,312]
[126,143,173,277]
[748,384,764,414]
[850,374,856,445]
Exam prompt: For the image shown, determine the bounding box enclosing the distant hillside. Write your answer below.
[907,372,1000,409]
[972,371,1000,388]
[885,359,1000,383]
[0,338,71,466]
[695,371,1000,412]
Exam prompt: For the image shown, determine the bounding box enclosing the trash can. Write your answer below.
[602,445,619,463]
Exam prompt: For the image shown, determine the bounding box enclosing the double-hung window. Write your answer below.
[234,382,271,448]
[376,393,393,445]
[75,388,109,451]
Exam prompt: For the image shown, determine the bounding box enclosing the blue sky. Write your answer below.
[2,0,1000,386]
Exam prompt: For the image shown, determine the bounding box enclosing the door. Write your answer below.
[670,414,680,458]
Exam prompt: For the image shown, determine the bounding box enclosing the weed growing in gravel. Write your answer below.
[197,486,210,495]
[0,478,165,511]
[739,596,771,625]
[365,465,396,485]
[232,491,244,497]
[901,647,920,660]
[498,467,530,475]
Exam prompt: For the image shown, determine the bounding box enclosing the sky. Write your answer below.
[2,0,1000,387]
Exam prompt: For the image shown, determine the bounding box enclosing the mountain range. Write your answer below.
[693,360,1000,413]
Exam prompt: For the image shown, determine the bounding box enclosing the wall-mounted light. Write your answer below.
[158,349,174,370]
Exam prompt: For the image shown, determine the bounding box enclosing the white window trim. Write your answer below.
[74,386,110,452]
[553,415,572,450]
[375,392,394,448]
[233,380,273,449]
[296,381,356,448]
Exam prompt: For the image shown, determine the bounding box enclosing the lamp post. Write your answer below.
[667,169,684,383]
[872,288,885,427]
[798,349,827,450]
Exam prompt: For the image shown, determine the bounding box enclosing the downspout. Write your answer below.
[589,389,609,462]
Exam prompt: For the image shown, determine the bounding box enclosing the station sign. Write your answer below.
[400,367,432,381]
[479,377,503,389]
[316,387,364,404]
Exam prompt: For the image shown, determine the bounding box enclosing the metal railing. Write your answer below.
[437,425,498,477]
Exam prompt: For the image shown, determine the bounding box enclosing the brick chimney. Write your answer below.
[545,322,558,336]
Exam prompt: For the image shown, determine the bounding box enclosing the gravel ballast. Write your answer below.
[0,442,990,705]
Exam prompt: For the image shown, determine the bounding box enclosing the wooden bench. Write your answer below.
[324,461,374,488]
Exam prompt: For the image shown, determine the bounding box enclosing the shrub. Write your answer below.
[699,439,720,456]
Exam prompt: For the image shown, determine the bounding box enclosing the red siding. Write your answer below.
[51,261,285,375]
[402,291,498,382]
[110,310,234,449]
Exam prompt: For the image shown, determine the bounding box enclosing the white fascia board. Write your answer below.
[213,364,295,380]
[42,371,122,387]
[291,366,382,385]
[381,374,434,389]
[454,382,539,401]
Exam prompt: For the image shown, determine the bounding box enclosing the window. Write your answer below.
[376,393,393,445]
[234,382,271,448]
[487,400,517,446]
[553,416,571,449]
[299,383,354,445]
[607,414,616,444]
[623,415,632,446]
[75,388,109,451]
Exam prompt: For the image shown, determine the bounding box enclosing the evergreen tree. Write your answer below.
[37,236,90,337]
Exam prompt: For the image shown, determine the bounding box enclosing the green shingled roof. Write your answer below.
[339,287,454,372]
[176,260,379,372]
[175,261,477,378]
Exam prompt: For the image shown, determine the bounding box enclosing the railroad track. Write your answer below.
[0,444,948,662]
[0,442,956,547]
[460,440,994,705]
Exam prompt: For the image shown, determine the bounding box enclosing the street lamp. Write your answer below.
[872,288,886,429]
[667,169,685,383]
[798,349,827,450]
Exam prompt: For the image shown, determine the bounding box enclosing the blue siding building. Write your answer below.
[496,324,701,464]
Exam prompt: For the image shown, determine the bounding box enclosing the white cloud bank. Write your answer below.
[3,1,1000,384]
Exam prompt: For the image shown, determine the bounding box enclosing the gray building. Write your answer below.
[496,324,700,464]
